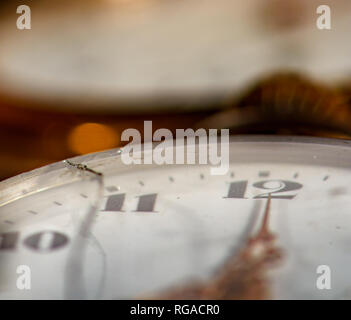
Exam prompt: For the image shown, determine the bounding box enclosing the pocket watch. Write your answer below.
[2,136,351,299]
[1,0,351,300]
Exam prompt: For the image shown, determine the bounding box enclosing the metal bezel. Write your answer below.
[1,135,351,207]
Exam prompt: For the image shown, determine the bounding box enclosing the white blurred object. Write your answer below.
[0,0,350,112]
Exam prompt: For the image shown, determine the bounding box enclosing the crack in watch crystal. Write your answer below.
[63,159,106,299]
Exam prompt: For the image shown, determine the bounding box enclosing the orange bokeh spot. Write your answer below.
[68,123,118,155]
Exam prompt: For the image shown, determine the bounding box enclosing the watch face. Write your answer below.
[1,0,351,112]
[1,136,351,299]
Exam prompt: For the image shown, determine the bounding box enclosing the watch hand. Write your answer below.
[145,194,283,300]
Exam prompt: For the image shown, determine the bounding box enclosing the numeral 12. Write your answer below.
[225,180,303,200]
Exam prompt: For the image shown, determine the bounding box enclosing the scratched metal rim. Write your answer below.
[1,135,351,207]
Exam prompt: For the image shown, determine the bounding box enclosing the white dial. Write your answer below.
[1,136,351,299]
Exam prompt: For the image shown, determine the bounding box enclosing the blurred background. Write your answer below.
[1,0,351,180]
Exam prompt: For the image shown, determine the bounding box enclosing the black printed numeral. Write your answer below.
[0,232,18,250]
[253,180,303,199]
[135,194,157,212]
[0,231,69,252]
[103,193,157,212]
[226,180,303,199]
[224,180,248,199]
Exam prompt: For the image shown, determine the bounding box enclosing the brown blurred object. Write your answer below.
[0,101,211,180]
[197,72,351,139]
[338,82,351,107]
[259,0,308,30]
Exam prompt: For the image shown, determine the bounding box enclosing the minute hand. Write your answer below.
[145,195,284,299]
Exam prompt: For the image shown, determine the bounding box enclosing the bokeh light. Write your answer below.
[68,122,118,155]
